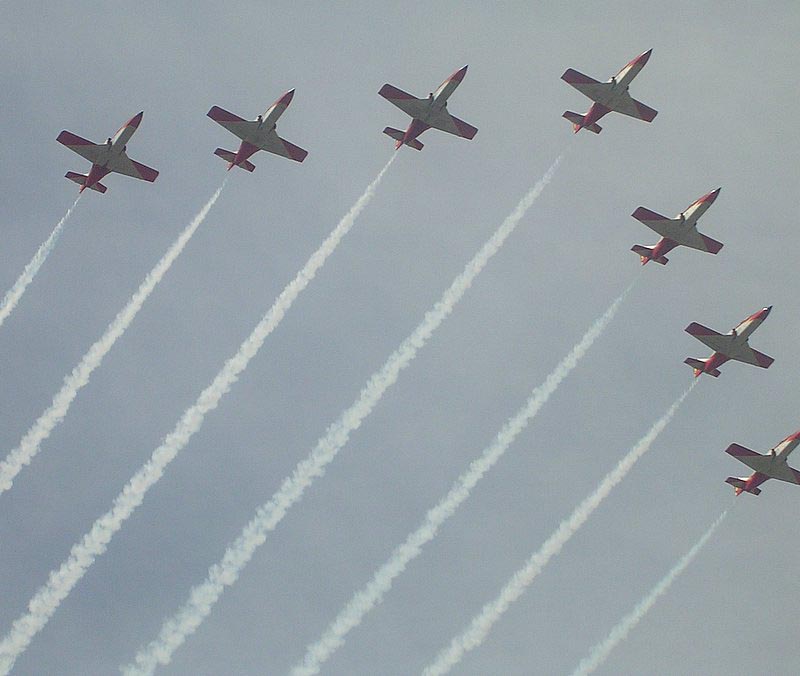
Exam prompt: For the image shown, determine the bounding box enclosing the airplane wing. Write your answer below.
[56,131,107,164]
[561,69,612,101]
[207,106,259,141]
[632,207,682,238]
[253,130,308,162]
[108,155,159,182]
[631,208,722,253]
[378,84,429,119]
[726,444,800,484]
[685,322,735,353]
[729,345,774,369]
[606,92,658,121]
[425,109,478,139]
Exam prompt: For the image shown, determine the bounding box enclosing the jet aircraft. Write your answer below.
[207,90,308,171]
[57,112,159,194]
[684,307,774,378]
[561,50,657,134]
[725,431,800,496]
[630,188,724,265]
[378,65,478,150]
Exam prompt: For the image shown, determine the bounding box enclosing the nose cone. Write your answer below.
[701,187,722,204]
[636,49,653,66]
[450,65,469,83]
[762,305,773,318]
[127,111,144,129]
[279,89,295,106]
[786,430,800,442]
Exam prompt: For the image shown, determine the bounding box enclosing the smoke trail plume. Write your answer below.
[123,157,562,675]
[422,381,697,676]
[0,196,81,329]
[0,159,394,675]
[571,510,727,676]
[0,184,226,498]
[292,284,632,675]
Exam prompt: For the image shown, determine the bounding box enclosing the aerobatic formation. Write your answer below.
[0,47,791,675]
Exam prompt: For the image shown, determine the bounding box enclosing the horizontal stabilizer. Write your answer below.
[725,477,761,495]
[562,111,601,134]
[684,357,720,377]
[631,244,668,265]
[214,148,255,172]
[383,127,423,150]
[65,171,107,193]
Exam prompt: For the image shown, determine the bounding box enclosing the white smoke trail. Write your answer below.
[0,159,394,675]
[123,156,562,675]
[571,510,727,676]
[422,381,697,676]
[0,183,226,498]
[0,195,81,329]
[292,284,632,676]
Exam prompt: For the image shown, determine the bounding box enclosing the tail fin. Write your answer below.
[214,148,255,172]
[725,477,761,496]
[684,357,720,378]
[631,244,668,265]
[383,127,424,150]
[65,171,106,193]
[562,111,601,134]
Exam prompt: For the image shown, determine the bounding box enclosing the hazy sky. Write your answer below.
[1,2,799,674]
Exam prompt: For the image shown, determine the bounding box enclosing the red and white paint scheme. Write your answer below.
[56,112,159,194]
[630,188,724,265]
[724,430,800,496]
[561,50,657,134]
[207,90,308,171]
[378,65,478,151]
[684,306,774,378]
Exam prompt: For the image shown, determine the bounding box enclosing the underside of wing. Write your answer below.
[726,445,800,484]
[425,109,478,139]
[685,322,734,353]
[631,207,682,238]
[56,130,106,164]
[108,154,159,182]
[378,84,429,119]
[726,444,770,472]
[673,229,723,254]
[257,130,308,162]
[608,92,658,121]
[730,345,774,369]
[561,68,612,101]
[207,106,259,141]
